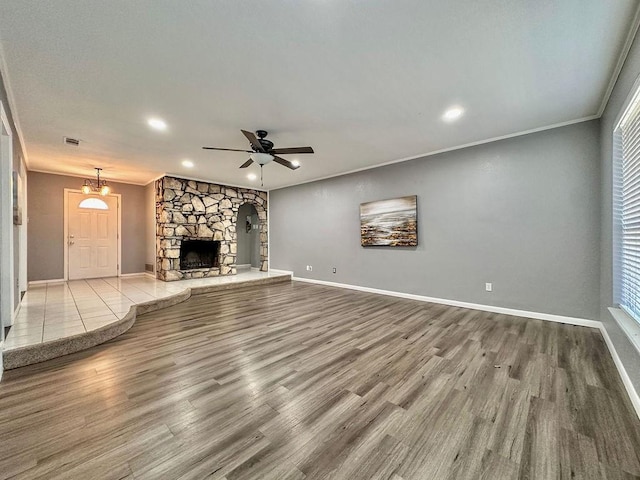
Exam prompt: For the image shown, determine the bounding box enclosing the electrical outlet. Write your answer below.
[485,282,493,292]
[306,265,313,272]
[332,267,336,274]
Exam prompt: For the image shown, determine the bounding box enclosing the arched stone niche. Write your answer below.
[232,201,268,271]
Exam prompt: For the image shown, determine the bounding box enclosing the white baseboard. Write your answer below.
[28,278,65,286]
[144,272,156,279]
[291,275,640,419]
[236,264,251,269]
[269,269,294,275]
[7,301,22,327]
[31,273,151,284]
[292,276,600,327]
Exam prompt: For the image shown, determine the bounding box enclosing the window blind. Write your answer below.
[616,87,640,322]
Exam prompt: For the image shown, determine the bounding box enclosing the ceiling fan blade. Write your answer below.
[273,156,300,170]
[202,147,253,152]
[239,159,254,168]
[241,130,265,153]
[271,147,314,155]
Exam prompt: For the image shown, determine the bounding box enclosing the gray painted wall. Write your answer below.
[271,120,601,320]
[237,203,252,265]
[600,28,640,391]
[251,209,260,268]
[237,203,260,267]
[27,171,147,280]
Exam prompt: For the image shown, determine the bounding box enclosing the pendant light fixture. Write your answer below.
[81,167,110,195]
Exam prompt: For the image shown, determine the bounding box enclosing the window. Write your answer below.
[614,81,640,322]
[78,197,109,210]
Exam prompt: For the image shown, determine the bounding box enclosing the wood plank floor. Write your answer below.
[1,281,640,480]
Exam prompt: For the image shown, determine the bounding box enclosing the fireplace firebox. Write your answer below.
[180,240,220,270]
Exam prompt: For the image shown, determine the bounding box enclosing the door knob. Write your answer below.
[69,241,75,245]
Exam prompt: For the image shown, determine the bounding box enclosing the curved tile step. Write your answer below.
[3,274,291,370]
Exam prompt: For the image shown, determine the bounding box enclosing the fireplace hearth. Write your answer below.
[180,240,220,270]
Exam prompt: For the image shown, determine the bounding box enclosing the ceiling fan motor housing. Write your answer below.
[258,139,274,151]
[254,130,274,151]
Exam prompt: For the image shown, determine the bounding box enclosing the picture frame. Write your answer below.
[360,195,417,247]
[12,170,22,225]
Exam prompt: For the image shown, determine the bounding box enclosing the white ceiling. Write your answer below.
[0,1,638,190]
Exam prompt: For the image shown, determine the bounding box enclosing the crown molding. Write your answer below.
[597,2,640,117]
[270,115,599,191]
[28,168,150,187]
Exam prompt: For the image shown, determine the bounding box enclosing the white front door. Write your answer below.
[67,192,119,280]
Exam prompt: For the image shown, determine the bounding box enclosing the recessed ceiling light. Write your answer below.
[247,173,257,181]
[147,117,167,131]
[442,106,464,122]
[291,159,300,167]
[182,159,194,168]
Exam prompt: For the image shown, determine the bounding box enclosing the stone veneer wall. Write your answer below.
[156,176,268,281]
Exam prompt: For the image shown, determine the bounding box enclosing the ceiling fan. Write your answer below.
[202,130,314,172]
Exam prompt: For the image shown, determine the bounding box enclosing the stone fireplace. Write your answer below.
[180,240,220,270]
[156,176,268,281]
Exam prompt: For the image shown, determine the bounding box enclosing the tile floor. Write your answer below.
[3,270,290,351]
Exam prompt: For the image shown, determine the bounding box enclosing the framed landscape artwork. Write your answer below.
[12,170,22,225]
[360,195,417,246]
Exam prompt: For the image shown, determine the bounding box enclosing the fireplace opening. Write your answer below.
[180,240,220,270]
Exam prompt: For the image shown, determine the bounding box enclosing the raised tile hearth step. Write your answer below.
[3,272,291,370]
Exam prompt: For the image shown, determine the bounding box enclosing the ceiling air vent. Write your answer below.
[63,136,80,146]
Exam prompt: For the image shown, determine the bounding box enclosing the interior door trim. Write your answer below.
[0,100,14,335]
[63,189,122,281]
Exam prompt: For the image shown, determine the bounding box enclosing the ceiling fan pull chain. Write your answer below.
[261,165,264,187]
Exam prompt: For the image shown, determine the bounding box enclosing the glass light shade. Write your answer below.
[250,152,274,165]
[81,184,92,195]
[100,184,110,196]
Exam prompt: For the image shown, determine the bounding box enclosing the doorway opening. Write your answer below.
[236,203,260,271]
[0,101,13,338]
